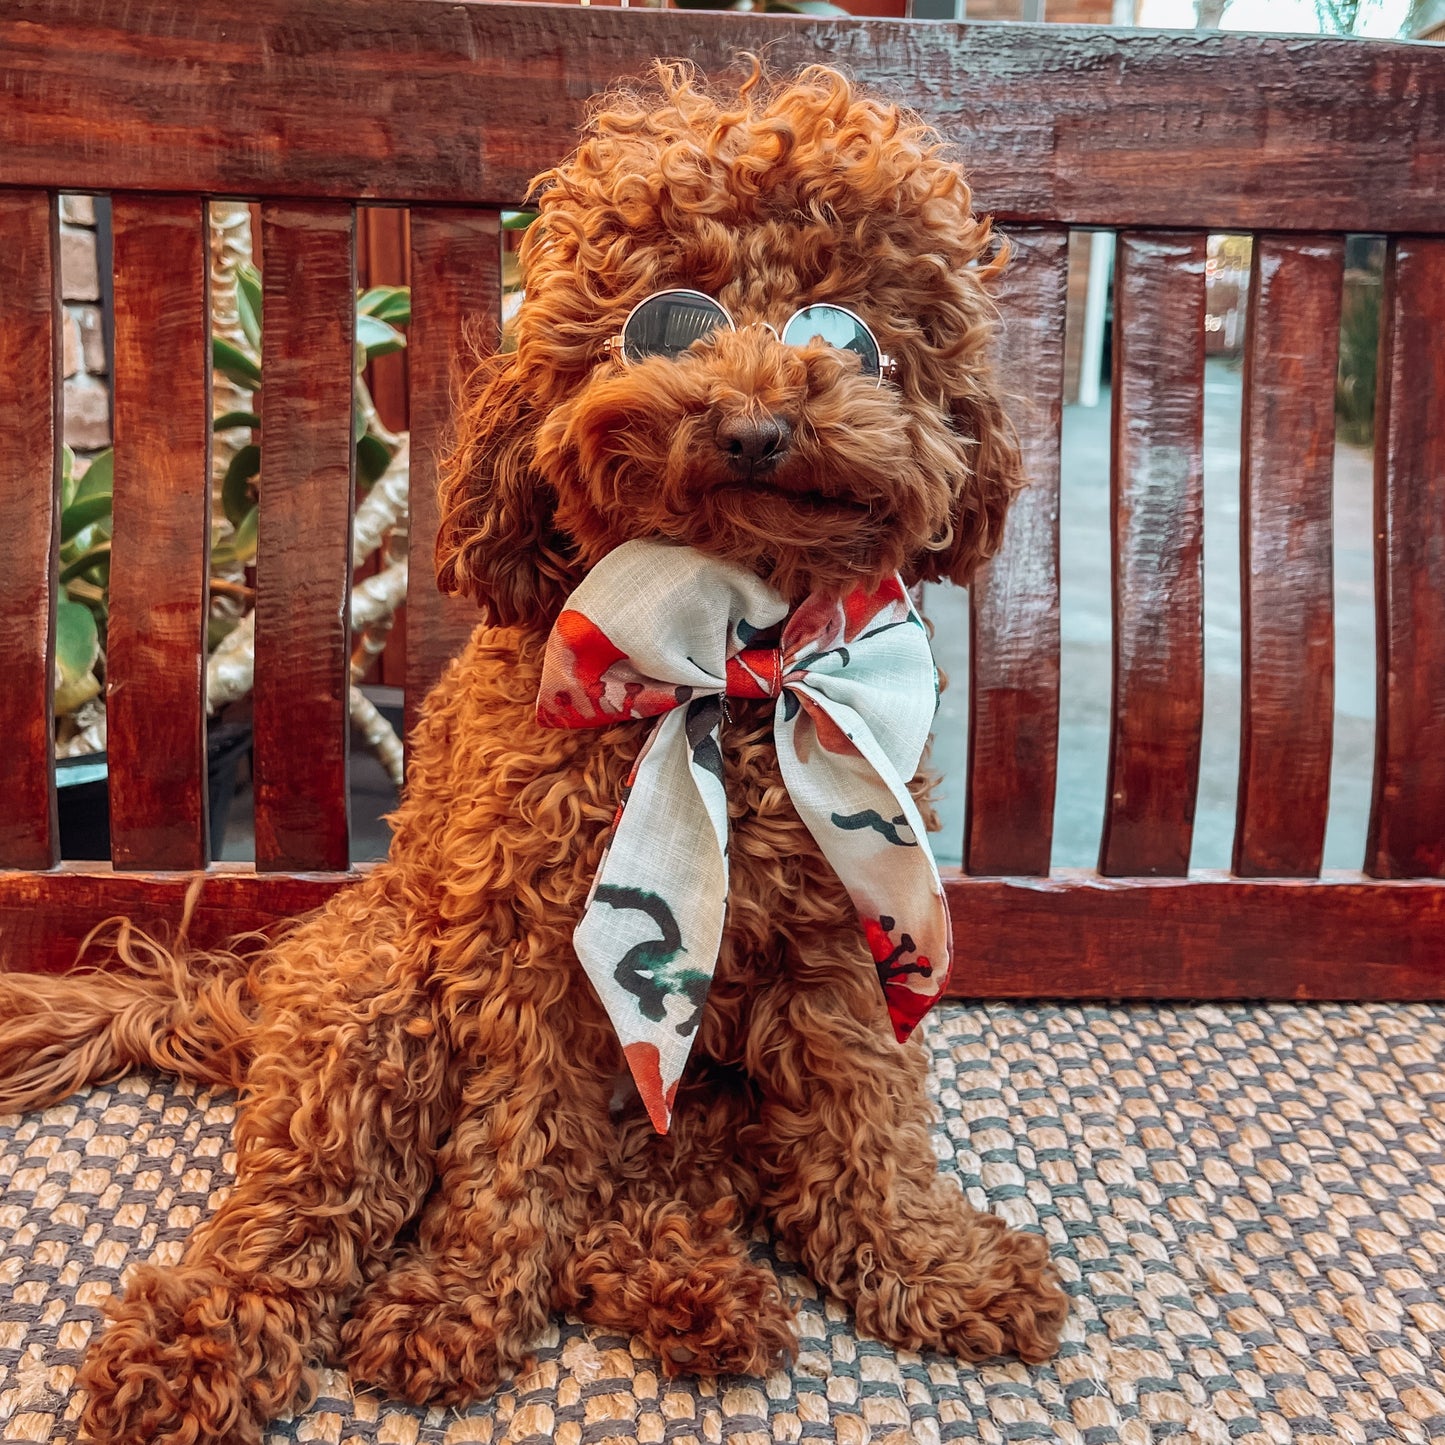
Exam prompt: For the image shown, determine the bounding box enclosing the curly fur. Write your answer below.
[0,62,1065,1445]
[437,61,1022,622]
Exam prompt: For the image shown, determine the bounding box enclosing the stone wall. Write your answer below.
[58,194,111,456]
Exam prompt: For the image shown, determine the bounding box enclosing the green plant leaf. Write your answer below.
[60,541,111,586]
[213,410,261,432]
[214,336,262,389]
[60,445,77,510]
[221,443,261,528]
[74,449,113,501]
[60,491,113,544]
[358,285,410,324]
[65,450,114,552]
[501,211,539,230]
[357,285,393,314]
[356,433,392,486]
[765,0,850,12]
[354,378,373,445]
[229,504,259,565]
[235,279,262,352]
[236,263,263,349]
[207,614,241,651]
[356,314,407,360]
[55,599,99,687]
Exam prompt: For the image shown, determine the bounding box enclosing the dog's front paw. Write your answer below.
[80,1263,312,1445]
[853,1211,1069,1366]
[341,1259,536,1408]
[641,1251,798,1379]
[561,1200,798,1379]
[934,1224,1069,1365]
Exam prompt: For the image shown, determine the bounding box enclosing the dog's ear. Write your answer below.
[910,383,1026,590]
[434,350,577,628]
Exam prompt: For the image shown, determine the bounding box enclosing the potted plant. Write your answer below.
[54,270,414,859]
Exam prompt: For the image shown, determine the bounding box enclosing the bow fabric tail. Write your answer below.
[773,585,953,1041]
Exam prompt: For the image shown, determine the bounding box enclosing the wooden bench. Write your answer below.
[2,0,1443,997]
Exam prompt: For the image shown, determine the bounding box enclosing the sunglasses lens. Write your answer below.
[781,305,881,377]
[622,291,731,361]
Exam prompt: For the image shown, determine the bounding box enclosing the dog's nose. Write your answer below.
[715,414,792,471]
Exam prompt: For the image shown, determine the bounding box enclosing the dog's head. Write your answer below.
[437,62,1023,626]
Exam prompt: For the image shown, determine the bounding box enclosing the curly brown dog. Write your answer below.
[0,62,1068,1445]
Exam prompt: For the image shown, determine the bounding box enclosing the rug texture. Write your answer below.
[2,1002,1444,1445]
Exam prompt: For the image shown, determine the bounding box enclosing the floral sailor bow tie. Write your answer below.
[537,539,951,1133]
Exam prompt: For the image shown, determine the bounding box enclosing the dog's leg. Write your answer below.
[554,1089,798,1379]
[339,1057,615,1407]
[742,964,1070,1366]
[345,1071,797,1400]
[78,902,452,1445]
[559,1194,797,1378]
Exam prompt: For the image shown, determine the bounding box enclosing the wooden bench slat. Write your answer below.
[6,865,1445,998]
[965,226,1067,877]
[1367,237,1445,881]
[403,207,499,744]
[0,192,60,871]
[253,201,356,873]
[1234,236,1342,879]
[0,866,352,973]
[943,871,1445,998]
[1099,232,1206,878]
[6,6,1445,1008]
[2,5,1444,233]
[107,197,212,870]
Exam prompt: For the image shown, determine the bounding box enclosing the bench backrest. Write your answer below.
[2,1,1443,990]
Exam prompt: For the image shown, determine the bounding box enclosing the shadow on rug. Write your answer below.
[2,1002,1444,1444]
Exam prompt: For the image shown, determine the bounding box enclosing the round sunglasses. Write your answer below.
[604,288,896,385]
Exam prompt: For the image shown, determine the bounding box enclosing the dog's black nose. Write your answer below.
[716,414,792,472]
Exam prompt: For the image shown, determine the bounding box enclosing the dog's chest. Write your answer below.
[717,698,826,851]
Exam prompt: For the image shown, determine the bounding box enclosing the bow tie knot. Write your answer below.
[537,540,951,1133]
[724,646,784,700]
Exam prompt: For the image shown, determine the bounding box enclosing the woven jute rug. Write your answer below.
[3,1002,1444,1445]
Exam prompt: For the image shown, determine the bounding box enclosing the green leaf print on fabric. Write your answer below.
[593,885,713,1030]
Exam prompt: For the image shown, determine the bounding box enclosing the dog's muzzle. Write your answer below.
[715,413,793,474]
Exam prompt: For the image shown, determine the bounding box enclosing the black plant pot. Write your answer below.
[57,720,254,862]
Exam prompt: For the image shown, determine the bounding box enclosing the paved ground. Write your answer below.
[926,356,1376,873]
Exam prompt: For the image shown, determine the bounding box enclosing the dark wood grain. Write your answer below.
[5,1,1445,1010]
[1367,237,1445,880]
[1234,237,1342,879]
[965,226,1067,877]
[0,866,353,974]
[403,207,497,744]
[6,865,1445,1001]
[0,192,60,871]
[2,3,1443,231]
[107,197,212,870]
[1099,233,1206,878]
[942,871,1445,999]
[254,202,355,872]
